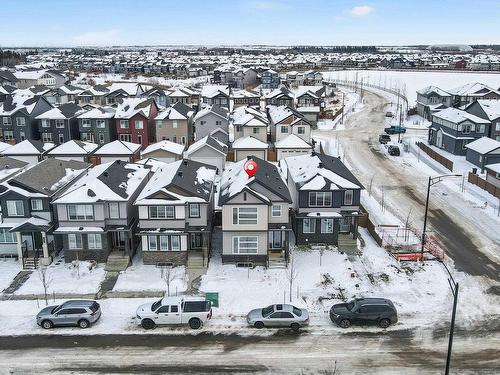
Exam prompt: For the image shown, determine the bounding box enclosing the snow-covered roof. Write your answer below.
[485,163,500,174]
[2,140,54,156]
[0,93,40,116]
[47,140,98,156]
[114,98,155,119]
[200,85,230,98]
[447,82,496,97]
[94,140,141,155]
[141,140,185,157]
[470,100,500,121]
[193,104,229,122]
[281,153,363,191]
[232,106,268,127]
[275,134,312,149]
[433,107,490,124]
[0,142,12,153]
[76,106,115,119]
[232,136,268,149]
[53,161,150,203]
[186,135,227,156]
[416,85,451,97]
[268,105,306,124]
[465,137,500,154]
[155,105,192,120]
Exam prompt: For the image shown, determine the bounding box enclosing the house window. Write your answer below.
[189,204,200,218]
[309,192,332,207]
[109,203,120,218]
[496,122,500,132]
[67,204,94,220]
[216,120,221,126]
[2,117,12,126]
[344,190,353,205]
[135,120,144,129]
[42,133,53,142]
[0,228,16,243]
[232,236,258,254]
[232,207,258,225]
[41,119,50,128]
[172,120,178,129]
[82,119,91,128]
[171,236,180,251]
[181,136,186,144]
[96,120,105,128]
[321,219,334,233]
[6,200,24,216]
[159,235,168,251]
[303,218,316,233]
[478,124,485,134]
[15,117,25,126]
[120,134,131,142]
[55,120,65,128]
[149,206,175,219]
[88,234,102,249]
[31,199,43,211]
[200,120,206,126]
[3,131,14,141]
[148,236,157,250]
[297,127,305,134]
[99,133,105,144]
[120,120,129,129]
[271,204,282,217]
[253,127,260,134]
[68,233,83,249]
[280,126,288,133]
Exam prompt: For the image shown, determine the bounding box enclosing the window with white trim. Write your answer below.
[88,234,102,249]
[68,233,83,249]
[321,219,334,233]
[280,125,288,133]
[2,117,12,126]
[344,190,353,205]
[55,120,65,128]
[159,236,168,251]
[189,204,200,218]
[135,120,144,129]
[31,199,43,211]
[120,120,129,129]
[96,120,105,128]
[109,203,120,219]
[67,204,94,220]
[7,200,24,216]
[119,134,131,142]
[148,235,157,250]
[149,206,175,219]
[41,119,50,128]
[297,126,305,134]
[3,131,14,141]
[82,119,91,128]
[303,218,316,233]
[232,236,258,254]
[41,133,53,142]
[232,207,258,225]
[15,117,25,126]
[271,204,282,217]
[309,192,332,207]
[0,228,16,243]
[171,236,180,251]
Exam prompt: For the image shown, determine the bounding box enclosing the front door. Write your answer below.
[112,232,126,251]
[269,231,284,251]
[21,234,34,252]
[339,216,352,233]
[190,233,203,250]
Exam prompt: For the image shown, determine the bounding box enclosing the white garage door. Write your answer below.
[100,156,129,163]
[192,157,224,172]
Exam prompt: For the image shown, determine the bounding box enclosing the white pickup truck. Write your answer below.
[136,296,212,330]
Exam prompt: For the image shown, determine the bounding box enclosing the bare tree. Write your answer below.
[285,249,299,303]
[380,186,386,213]
[404,207,413,242]
[368,175,375,196]
[38,266,53,306]
[160,266,182,296]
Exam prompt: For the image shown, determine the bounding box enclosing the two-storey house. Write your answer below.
[193,104,229,143]
[268,105,312,144]
[0,158,90,268]
[52,161,150,263]
[465,100,500,141]
[76,106,116,145]
[134,159,217,267]
[264,87,294,108]
[200,85,230,109]
[218,157,292,267]
[416,86,453,120]
[154,102,194,145]
[280,152,363,251]
[429,107,491,155]
[448,82,500,108]
[114,98,159,148]
[35,103,84,144]
[232,89,260,109]
[260,69,280,90]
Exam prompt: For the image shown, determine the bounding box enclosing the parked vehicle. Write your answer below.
[388,145,401,156]
[379,134,391,144]
[247,304,309,331]
[37,300,101,329]
[329,298,398,328]
[385,111,393,117]
[384,126,407,135]
[136,296,212,330]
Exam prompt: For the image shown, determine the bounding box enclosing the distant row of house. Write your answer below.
[0,151,363,271]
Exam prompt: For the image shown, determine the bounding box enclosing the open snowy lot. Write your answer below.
[0,259,21,292]
[323,69,500,105]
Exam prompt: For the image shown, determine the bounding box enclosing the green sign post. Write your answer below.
[205,292,219,307]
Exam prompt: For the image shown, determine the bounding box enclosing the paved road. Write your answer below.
[315,90,500,284]
[0,327,498,375]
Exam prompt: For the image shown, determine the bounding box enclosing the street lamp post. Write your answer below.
[441,261,459,375]
[420,174,462,259]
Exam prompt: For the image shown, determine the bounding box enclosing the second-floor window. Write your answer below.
[96,120,105,128]
[6,200,24,216]
[271,204,282,217]
[232,207,258,225]
[253,128,260,134]
[309,192,332,207]
[31,199,43,211]
[82,119,91,128]
[67,204,94,220]
[3,131,14,141]
[135,120,144,129]
[344,190,354,205]
[109,203,120,219]
[2,117,12,126]
[297,127,305,134]
[16,117,25,127]
[56,120,65,128]
[281,126,288,133]
[41,119,50,128]
[149,206,175,219]
[42,133,53,142]
[120,134,131,142]
[120,120,129,129]
[189,204,200,218]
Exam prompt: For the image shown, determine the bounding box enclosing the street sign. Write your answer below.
[205,292,219,307]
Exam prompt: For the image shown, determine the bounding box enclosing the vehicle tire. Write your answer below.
[189,318,202,330]
[141,319,155,330]
[41,320,53,329]
[77,319,90,329]
[379,318,391,328]
[338,319,351,329]
[254,321,264,329]
[290,323,300,332]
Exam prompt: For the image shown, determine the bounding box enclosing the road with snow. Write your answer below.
[0,325,499,375]
[315,90,500,285]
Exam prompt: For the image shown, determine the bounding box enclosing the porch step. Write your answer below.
[23,258,39,270]
[105,253,130,272]
[337,235,360,255]
[268,256,287,269]
[187,254,207,269]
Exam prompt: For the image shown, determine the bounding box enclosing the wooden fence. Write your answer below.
[468,172,500,198]
[416,142,454,171]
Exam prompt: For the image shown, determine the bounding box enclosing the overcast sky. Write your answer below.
[1,0,499,47]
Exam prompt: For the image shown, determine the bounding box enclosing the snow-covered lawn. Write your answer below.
[113,257,187,294]
[14,257,106,296]
[0,258,21,292]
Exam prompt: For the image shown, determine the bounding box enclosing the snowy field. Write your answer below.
[323,70,500,106]
[0,259,21,292]
[113,257,187,293]
[14,257,106,296]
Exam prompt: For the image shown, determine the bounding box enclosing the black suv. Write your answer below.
[330,298,398,328]
[379,134,391,144]
[388,145,400,156]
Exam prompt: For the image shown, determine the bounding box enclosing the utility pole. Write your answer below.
[340,92,345,125]
[442,262,459,375]
[398,103,403,143]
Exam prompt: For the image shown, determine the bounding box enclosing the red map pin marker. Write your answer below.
[244,159,258,177]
